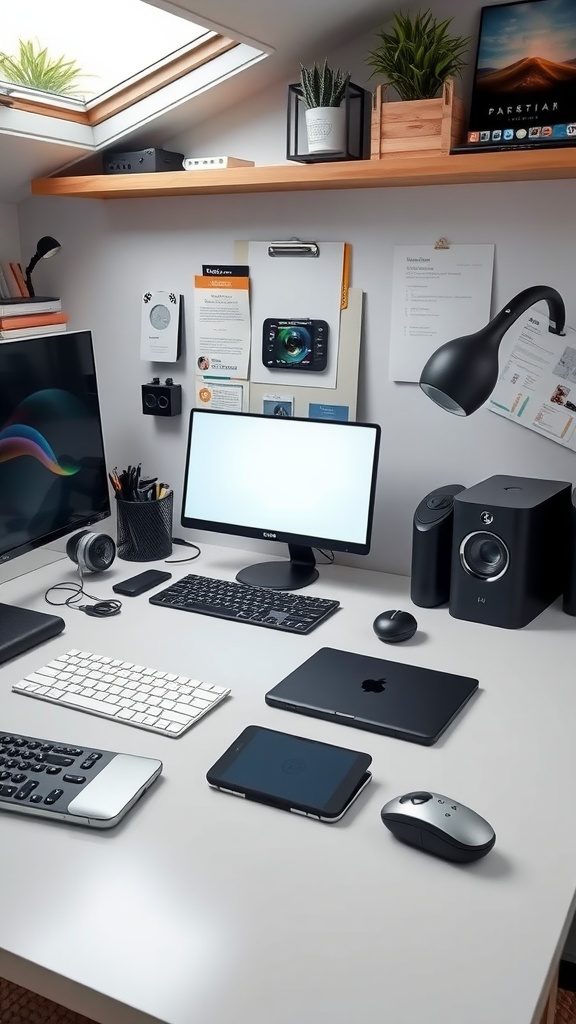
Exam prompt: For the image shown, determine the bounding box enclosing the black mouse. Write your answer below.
[373,609,417,643]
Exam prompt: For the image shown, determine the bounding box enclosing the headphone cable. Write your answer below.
[45,565,122,617]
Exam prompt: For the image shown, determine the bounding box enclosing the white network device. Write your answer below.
[182,156,255,170]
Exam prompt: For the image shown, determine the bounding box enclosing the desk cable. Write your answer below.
[45,565,122,618]
[165,537,202,564]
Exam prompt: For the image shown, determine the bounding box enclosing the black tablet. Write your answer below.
[206,725,372,822]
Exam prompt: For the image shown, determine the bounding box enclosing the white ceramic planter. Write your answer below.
[305,105,346,154]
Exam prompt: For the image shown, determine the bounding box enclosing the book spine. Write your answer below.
[0,265,10,300]
[9,262,30,297]
[1,262,22,298]
[0,299,62,316]
[0,311,68,330]
[0,323,67,339]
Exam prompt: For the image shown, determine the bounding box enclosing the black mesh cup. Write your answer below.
[116,492,173,561]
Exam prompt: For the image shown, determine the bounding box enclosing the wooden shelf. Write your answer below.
[31,149,576,199]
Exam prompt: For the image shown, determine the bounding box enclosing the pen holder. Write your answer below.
[116,492,173,561]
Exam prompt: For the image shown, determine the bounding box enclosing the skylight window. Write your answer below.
[0,0,268,167]
[0,0,212,103]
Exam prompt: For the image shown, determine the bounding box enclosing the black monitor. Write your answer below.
[181,409,381,590]
[0,329,110,660]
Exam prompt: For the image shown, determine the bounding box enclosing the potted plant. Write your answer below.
[365,9,470,158]
[299,59,351,154]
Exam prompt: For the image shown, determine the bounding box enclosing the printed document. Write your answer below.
[489,305,576,451]
[193,275,251,378]
[389,244,494,382]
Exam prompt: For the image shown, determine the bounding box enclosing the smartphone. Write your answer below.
[206,725,372,822]
[112,569,172,597]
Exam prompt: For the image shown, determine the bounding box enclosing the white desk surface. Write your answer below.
[0,543,574,1024]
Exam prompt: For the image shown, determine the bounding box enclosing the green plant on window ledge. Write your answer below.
[365,9,470,101]
[299,58,351,109]
[0,39,88,97]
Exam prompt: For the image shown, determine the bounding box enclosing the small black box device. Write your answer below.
[141,378,182,417]
[103,148,184,174]
[449,474,571,629]
[262,318,328,371]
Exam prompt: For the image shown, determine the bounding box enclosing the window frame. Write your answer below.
[0,34,239,125]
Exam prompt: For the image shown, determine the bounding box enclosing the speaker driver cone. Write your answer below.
[460,531,509,582]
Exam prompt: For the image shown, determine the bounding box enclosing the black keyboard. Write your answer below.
[149,574,340,634]
[0,730,162,828]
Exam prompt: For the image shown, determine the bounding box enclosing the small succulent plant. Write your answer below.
[300,59,351,109]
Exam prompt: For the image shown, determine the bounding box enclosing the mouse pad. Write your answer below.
[265,647,478,746]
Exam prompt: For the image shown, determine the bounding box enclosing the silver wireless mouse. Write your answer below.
[380,791,495,863]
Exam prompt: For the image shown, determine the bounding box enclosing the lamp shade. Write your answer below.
[25,235,61,296]
[419,285,566,416]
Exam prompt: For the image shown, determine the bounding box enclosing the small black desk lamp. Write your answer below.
[419,285,566,416]
[25,235,61,297]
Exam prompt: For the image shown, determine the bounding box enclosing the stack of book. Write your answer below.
[0,297,68,340]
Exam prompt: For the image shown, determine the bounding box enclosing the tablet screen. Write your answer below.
[208,726,371,814]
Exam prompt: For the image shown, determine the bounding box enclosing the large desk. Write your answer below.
[0,543,574,1024]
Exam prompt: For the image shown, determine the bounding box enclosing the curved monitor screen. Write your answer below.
[181,410,380,590]
[0,329,110,564]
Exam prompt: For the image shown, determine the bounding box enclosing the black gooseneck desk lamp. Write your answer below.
[24,235,61,297]
[419,285,566,416]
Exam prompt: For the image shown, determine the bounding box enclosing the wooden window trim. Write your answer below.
[3,36,237,126]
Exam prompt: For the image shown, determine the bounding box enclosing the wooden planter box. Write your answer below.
[370,78,465,158]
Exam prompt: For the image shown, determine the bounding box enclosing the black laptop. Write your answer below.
[265,648,478,746]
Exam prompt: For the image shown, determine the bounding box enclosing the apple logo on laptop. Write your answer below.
[362,678,386,694]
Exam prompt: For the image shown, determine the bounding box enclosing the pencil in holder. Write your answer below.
[116,491,173,561]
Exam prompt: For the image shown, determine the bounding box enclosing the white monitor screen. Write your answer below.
[181,410,380,590]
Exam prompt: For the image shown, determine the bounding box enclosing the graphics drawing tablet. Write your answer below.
[265,647,478,746]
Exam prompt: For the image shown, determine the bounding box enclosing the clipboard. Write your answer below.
[233,239,358,415]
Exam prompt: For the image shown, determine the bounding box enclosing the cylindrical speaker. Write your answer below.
[410,484,465,607]
[66,530,116,573]
[563,487,576,616]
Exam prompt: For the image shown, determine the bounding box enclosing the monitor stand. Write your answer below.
[236,544,319,591]
[0,603,65,665]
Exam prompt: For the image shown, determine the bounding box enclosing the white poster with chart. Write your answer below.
[489,305,576,451]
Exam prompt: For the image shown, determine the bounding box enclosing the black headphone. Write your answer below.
[66,530,116,573]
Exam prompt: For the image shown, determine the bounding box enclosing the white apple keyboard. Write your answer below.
[12,649,231,737]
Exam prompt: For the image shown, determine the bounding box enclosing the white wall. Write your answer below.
[15,27,576,577]
[0,202,21,262]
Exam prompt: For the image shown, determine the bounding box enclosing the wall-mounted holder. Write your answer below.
[142,377,182,416]
[286,82,370,163]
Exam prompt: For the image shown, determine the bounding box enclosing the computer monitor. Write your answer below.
[0,329,110,660]
[181,409,381,590]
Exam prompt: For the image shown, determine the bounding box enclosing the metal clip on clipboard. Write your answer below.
[267,239,320,257]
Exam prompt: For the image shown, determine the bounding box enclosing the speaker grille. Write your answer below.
[459,531,509,581]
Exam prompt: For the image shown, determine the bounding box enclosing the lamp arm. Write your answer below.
[24,253,41,296]
[490,285,566,338]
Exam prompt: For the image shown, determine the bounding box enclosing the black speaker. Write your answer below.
[449,475,571,629]
[563,487,576,615]
[66,531,116,573]
[141,378,182,417]
[410,484,465,607]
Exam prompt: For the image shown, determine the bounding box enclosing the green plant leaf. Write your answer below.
[299,57,350,108]
[365,8,470,100]
[0,37,88,96]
